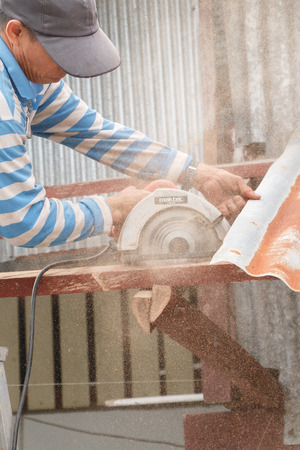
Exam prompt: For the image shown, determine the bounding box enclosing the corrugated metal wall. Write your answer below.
[222,0,300,158]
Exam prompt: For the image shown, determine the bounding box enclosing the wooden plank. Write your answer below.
[45,177,146,199]
[184,410,300,449]
[0,262,275,299]
[43,160,274,200]
[218,159,273,178]
[133,285,283,409]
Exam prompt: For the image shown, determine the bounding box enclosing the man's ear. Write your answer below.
[5,20,25,45]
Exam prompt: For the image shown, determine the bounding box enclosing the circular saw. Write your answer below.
[117,188,230,266]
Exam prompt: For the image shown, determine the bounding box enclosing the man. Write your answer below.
[0,0,260,249]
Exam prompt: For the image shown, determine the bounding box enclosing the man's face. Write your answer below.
[2,22,66,84]
[14,28,67,84]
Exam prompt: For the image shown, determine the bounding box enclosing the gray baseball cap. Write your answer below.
[1,0,121,78]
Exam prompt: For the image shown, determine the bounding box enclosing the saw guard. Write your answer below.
[117,188,230,265]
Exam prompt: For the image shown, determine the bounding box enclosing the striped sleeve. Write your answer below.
[32,81,192,182]
[0,119,112,247]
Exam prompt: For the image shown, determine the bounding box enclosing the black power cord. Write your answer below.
[12,243,112,450]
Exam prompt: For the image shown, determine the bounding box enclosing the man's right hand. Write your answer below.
[106,186,150,238]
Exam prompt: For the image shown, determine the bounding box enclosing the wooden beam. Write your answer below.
[45,177,146,199]
[43,160,273,199]
[184,410,298,450]
[0,261,275,299]
[218,159,273,178]
[132,285,283,410]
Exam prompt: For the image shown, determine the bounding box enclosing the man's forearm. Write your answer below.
[33,81,192,183]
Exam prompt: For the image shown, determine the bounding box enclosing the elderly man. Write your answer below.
[0,0,260,249]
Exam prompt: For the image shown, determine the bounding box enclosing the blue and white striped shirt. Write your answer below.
[0,38,191,248]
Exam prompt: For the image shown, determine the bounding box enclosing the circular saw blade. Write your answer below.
[121,206,227,266]
[117,188,229,266]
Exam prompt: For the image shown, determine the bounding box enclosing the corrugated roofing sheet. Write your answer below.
[212,127,300,291]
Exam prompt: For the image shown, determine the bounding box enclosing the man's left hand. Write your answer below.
[192,163,261,220]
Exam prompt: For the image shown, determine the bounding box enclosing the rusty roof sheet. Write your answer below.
[211,127,300,291]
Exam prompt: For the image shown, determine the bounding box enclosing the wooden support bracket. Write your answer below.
[132,285,283,410]
[184,409,300,450]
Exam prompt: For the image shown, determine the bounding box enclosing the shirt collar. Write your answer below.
[0,37,44,101]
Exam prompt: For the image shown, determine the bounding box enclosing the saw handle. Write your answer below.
[108,180,178,239]
[144,179,178,192]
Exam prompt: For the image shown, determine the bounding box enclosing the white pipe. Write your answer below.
[105,393,204,407]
